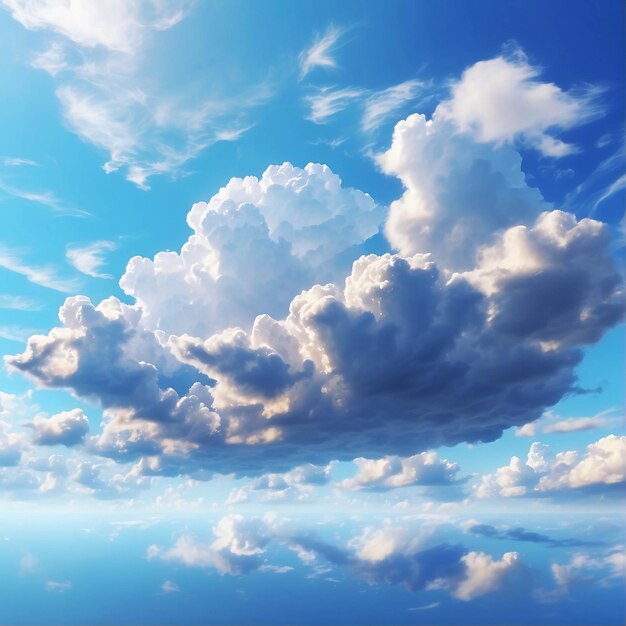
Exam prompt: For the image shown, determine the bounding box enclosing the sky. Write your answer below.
[0,1,624,624]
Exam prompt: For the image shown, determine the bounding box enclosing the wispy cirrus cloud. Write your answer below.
[299,24,346,80]
[0,180,90,217]
[66,240,116,279]
[0,295,41,311]
[305,86,365,124]
[0,246,79,292]
[361,79,430,132]
[304,79,430,131]
[3,0,272,189]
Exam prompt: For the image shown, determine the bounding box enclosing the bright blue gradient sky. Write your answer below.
[0,1,624,624]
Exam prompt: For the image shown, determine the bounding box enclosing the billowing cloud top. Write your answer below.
[5,53,623,478]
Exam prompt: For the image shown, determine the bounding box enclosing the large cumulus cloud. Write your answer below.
[5,53,623,478]
[120,162,385,337]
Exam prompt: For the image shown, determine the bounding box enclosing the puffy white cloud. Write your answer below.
[546,546,625,598]
[378,113,548,272]
[436,52,601,157]
[150,514,272,575]
[341,452,460,491]
[477,435,626,498]
[452,551,521,601]
[226,462,333,505]
[516,423,537,438]
[121,162,384,337]
[66,241,116,279]
[31,409,89,446]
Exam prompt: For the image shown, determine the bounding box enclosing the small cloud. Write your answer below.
[2,157,40,167]
[66,241,117,279]
[160,580,180,593]
[0,295,41,311]
[305,87,365,124]
[19,553,37,574]
[0,180,90,217]
[0,246,80,292]
[299,25,346,80]
[516,423,537,437]
[45,580,72,592]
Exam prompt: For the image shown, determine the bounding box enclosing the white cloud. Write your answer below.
[66,240,116,278]
[4,0,270,188]
[151,514,272,575]
[31,409,90,446]
[45,580,72,592]
[362,79,428,132]
[0,295,40,310]
[516,423,537,438]
[305,87,365,124]
[452,551,521,601]
[477,435,626,498]
[543,415,613,434]
[160,580,180,593]
[436,52,601,156]
[0,180,89,217]
[121,162,384,337]
[2,0,190,53]
[226,463,333,505]
[2,157,40,167]
[0,246,79,292]
[341,452,460,491]
[299,25,345,80]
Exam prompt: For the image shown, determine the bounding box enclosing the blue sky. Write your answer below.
[0,1,624,624]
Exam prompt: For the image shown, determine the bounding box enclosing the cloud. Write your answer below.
[477,435,626,498]
[2,157,40,167]
[0,246,80,292]
[31,409,90,446]
[45,580,72,592]
[542,408,616,434]
[304,79,428,129]
[0,295,41,310]
[451,551,522,601]
[541,546,625,600]
[4,0,270,188]
[5,53,622,478]
[436,51,602,157]
[517,408,617,437]
[160,580,179,593]
[299,25,345,80]
[461,520,602,549]
[151,514,272,575]
[226,462,333,505]
[2,0,190,53]
[516,423,537,438]
[305,87,365,124]
[66,240,116,278]
[153,514,527,601]
[0,420,25,466]
[361,79,429,132]
[341,452,461,491]
[120,162,384,337]
[0,180,90,217]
